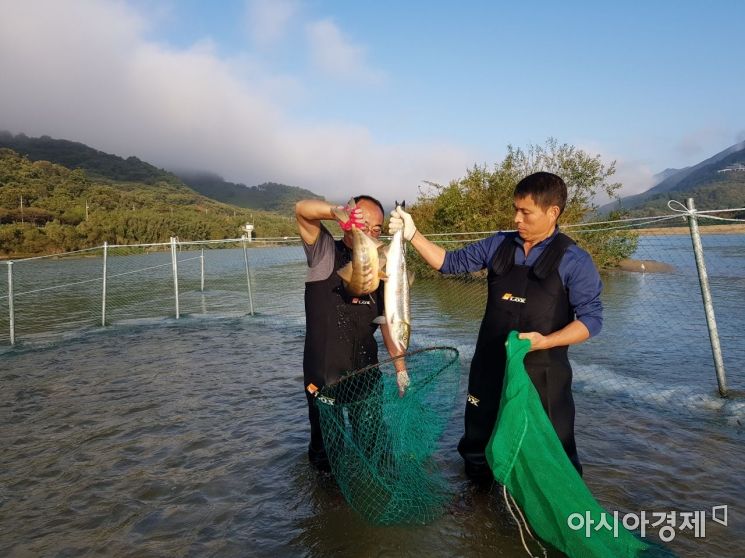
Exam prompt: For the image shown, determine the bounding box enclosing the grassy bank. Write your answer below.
[638,223,745,235]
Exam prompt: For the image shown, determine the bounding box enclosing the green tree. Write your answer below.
[410,139,637,271]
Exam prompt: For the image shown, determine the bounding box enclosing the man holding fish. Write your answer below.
[389,172,603,481]
[296,196,410,472]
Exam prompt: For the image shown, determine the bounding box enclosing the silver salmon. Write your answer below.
[374,203,412,354]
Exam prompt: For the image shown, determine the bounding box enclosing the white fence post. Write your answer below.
[7,261,15,345]
[171,237,180,319]
[200,248,205,292]
[685,198,727,396]
[101,242,108,326]
[241,235,255,316]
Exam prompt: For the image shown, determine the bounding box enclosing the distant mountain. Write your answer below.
[601,141,745,215]
[652,167,685,185]
[0,131,174,184]
[174,171,324,214]
[0,131,325,213]
[645,140,745,195]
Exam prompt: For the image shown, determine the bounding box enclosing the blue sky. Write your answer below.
[1,0,744,205]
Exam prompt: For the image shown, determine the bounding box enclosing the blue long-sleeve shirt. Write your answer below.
[440,228,603,337]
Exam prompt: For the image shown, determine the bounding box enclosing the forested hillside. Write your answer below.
[0,131,173,184]
[0,149,297,257]
[175,172,323,213]
[0,132,325,213]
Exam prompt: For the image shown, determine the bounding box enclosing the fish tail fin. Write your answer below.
[331,206,349,223]
[331,198,358,224]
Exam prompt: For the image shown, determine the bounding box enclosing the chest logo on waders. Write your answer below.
[501,292,526,304]
[467,394,480,407]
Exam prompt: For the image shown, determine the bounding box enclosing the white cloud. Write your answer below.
[305,19,385,85]
[608,160,656,199]
[245,0,299,46]
[0,0,472,208]
[574,141,657,204]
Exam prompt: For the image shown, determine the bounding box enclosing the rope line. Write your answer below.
[12,275,103,296]
[106,262,172,279]
[6,246,101,262]
[569,215,683,234]
[3,201,744,263]
[503,485,547,558]
[667,200,745,217]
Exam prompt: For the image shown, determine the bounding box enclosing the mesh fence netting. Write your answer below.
[314,346,461,525]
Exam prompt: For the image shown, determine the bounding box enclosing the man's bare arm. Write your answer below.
[518,320,590,352]
[389,207,446,271]
[409,230,447,271]
[295,200,339,245]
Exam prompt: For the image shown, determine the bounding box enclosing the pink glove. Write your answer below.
[335,201,365,231]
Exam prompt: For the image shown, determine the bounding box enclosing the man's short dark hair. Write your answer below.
[354,195,385,217]
[513,172,567,215]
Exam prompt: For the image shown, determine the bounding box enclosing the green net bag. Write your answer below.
[487,331,651,557]
[314,346,461,525]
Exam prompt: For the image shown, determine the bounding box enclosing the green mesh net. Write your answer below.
[487,331,651,557]
[315,346,461,525]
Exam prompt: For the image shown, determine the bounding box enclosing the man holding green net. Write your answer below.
[296,196,408,472]
[388,172,603,480]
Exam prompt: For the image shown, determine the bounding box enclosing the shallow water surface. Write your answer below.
[1,314,743,557]
[2,234,745,556]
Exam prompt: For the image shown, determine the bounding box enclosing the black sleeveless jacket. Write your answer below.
[465,232,577,410]
[459,231,583,473]
[302,238,382,388]
[477,231,575,368]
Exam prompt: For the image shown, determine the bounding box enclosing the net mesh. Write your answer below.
[487,331,653,557]
[315,346,460,525]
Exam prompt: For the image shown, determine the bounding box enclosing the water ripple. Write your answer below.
[1,315,744,557]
